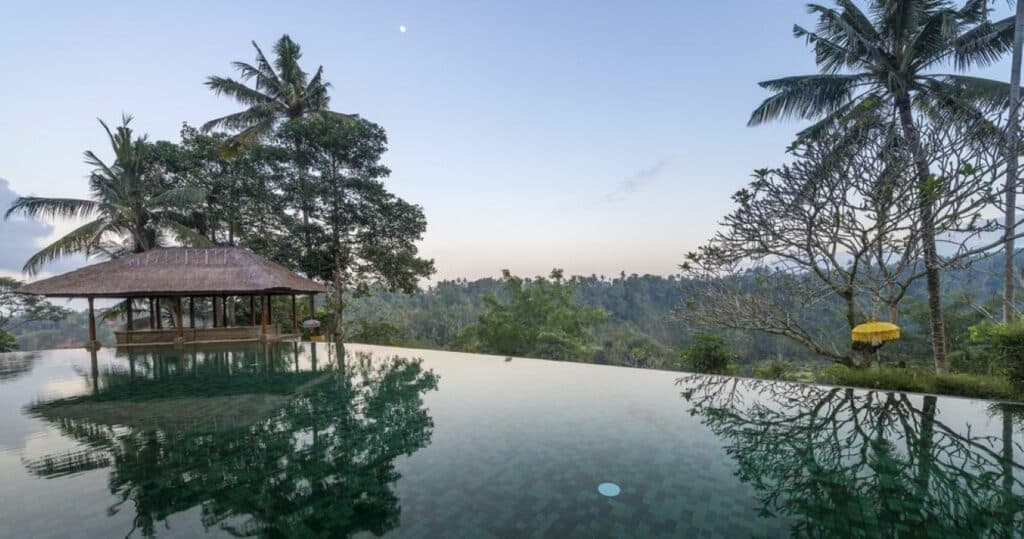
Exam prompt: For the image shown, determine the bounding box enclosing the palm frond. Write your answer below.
[914,76,1006,141]
[794,92,889,141]
[148,186,208,209]
[926,74,1016,111]
[249,42,285,96]
[161,220,216,247]
[4,196,99,221]
[205,76,275,107]
[804,3,881,71]
[201,104,280,133]
[219,120,276,159]
[953,15,1015,69]
[273,34,307,88]
[22,218,109,275]
[749,74,870,126]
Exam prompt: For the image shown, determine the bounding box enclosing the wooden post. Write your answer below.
[291,295,298,333]
[149,298,156,329]
[250,296,256,326]
[188,297,195,328]
[260,295,269,335]
[212,297,219,328]
[155,298,163,329]
[126,298,134,331]
[90,349,99,393]
[267,296,273,325]
[87,297,97,345]
[309,294,315,318]
[222,296,230,327]
[174,298,185,341]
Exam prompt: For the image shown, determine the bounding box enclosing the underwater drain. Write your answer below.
[597,482,621,497]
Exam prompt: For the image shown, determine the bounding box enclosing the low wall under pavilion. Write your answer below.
[115,324,293,346]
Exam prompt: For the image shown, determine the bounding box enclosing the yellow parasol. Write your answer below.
[851,321,900,346]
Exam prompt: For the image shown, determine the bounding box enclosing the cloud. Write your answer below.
[602,160,668,203]
[0,178,89,278]
[0,178,55,275]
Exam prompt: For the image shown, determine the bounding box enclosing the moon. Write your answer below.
[399,25,407,33]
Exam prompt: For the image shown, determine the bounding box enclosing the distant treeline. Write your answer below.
[10,257,1006,374]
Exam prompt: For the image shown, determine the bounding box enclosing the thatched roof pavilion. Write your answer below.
[20,247,326,349]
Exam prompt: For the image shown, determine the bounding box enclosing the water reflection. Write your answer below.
[24,344,439,538]
[0,352,38,383]
[680,374,1024,537]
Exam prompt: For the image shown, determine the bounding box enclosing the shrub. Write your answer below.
[350,321,412,347]
[984,322,1024,389]
[933,373,1015,400]
[946,349,995,376]
[820,366,934,394]
[820,365,1018,401]
[0,331,17,352]
[753,358,796,381]
[677,334,738,375]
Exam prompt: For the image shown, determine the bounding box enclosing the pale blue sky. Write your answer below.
[0,1,1014,281]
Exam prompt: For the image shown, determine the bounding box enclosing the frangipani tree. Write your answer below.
[748,0,1017,372]
[682,117,1008,367]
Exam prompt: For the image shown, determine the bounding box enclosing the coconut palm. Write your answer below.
[749,0,1016,373]
[1004,1,1024,323]
[4,116,206,274]
[202,34,357,149]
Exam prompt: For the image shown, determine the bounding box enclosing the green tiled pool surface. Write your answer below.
[0,343,1021,537]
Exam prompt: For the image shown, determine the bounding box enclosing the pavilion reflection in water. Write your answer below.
[24,343,439,538]
[679,374,1024,537]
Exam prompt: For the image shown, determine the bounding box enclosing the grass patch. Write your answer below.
[819,366,1018,401]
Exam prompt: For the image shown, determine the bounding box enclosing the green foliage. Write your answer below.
[274,114,434,337]
[752,358,797,381]
[350,321,415,347]
[592,326,673,369]
[820,366,1017,401]
[464,269,607,361]
[676,334,738,375]
[946,349,994,376]
[980,321,1024,389]
[0,331,16,353]
[0,277,70,351]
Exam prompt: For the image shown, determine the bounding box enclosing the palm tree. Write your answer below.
[749,0,1016,373]
[202,34,357,148]
[1004,1,1024,323]
[4,116,206,274]
[204,35,358,254]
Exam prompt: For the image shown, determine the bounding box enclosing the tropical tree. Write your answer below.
[203,34,356,149]
[681,117,1005,368]
[1004,1,1024,323]
[3,116,206,274]
[0,277,69,351]
[455,269,609,361]
[204,34,360,255]
[276,115,435,339]
[749,0,1017,373]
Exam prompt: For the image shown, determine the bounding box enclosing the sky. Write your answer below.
[0,1,1015,283]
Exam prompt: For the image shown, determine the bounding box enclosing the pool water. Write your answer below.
[0,343,1021,537]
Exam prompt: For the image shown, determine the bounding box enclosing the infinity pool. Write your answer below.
[0,343,1021,537]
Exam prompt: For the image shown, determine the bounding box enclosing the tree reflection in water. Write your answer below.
[24,345,439,538]
[679,374,1024,537]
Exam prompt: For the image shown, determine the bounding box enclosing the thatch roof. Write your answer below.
[19,247,327,298]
